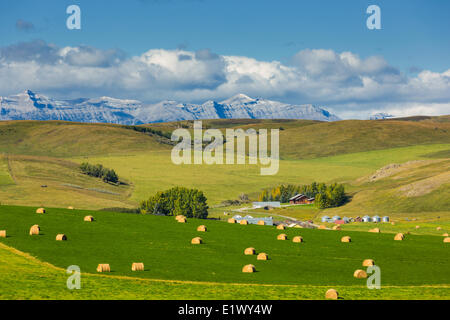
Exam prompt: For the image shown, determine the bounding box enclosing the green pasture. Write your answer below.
[0,205,448,288]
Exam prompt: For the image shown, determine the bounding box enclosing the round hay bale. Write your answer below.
[257,253,268,261]
[242,264,256,273]
[68,206,74,210]
[325,289,339,300]
[369,228,380,233]
[443,233,449,237]
[353,269,368,279]
[244,247,256,255]
[84,216,94,222]
[131,262,144,271]
[197,225,207,232]
[257,220,265,226]
[228,218,236,224]
[36,208,45,214]
[0,230,6,238]
[177,217,187,223]
[96,264,110,272]
[277,233,287,240]
[191,237,203,244]
[292,236,304,243]
[56,234,67,241]
[444,237,450,243]
[276,224,285,230]
[437,227,442,231]
[317,225,327,230]
[29,225,40,236]
[415,225,420,229]
[391,222,396,225]
[394,233,404,241]
[240,220,248,225]
[332,225,341,231]
[341,236,351,243]
[175,215,185,221]
[362,259,375,267]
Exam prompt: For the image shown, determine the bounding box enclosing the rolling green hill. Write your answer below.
[1,117,449,159]
[321,158,450,217]
[0,121,170,157]
[0,154,133,209]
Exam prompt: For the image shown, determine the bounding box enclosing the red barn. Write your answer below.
[289,194,315,205]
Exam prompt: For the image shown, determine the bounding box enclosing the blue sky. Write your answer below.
[1,0,449,71]
[0,0,449,118]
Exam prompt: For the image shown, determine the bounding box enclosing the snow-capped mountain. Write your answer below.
[0,91,340,124]
[369,112,395,120]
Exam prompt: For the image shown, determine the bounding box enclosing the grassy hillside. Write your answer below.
[1,143,449,209]
[246,157,450,223]
[278,117,450,160]
[322,159,450,217]
[0,121,170,157]
[0,156,14,186]
[78,144,450,206]
[146,117,450,160]
[1,117,449,160]
[0,154,133,209]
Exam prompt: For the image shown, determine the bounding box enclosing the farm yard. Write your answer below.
[0,118,449,299]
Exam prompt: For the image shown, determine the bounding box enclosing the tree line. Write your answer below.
[257,182,346,209]
[140,186,209,219]
[123,125,172,140]
[80,162,119,184]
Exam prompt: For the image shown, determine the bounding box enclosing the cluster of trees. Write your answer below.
[257,182,346,209]
[80,163,119,184]
[140,187,208,219]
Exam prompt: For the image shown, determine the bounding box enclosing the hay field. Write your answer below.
[1,242,449,300]
[0,205,448,292]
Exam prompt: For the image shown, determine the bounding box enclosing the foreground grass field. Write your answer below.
[1,243,449,300]
[0,205,449,299]
[2,243,450,300]
[0,206,449,286]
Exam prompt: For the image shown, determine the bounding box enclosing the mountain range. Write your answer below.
[0,90,340,124]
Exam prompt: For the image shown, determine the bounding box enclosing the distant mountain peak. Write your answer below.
[220,93,256,105]
[0,91,340,124]
[369,112,395,120]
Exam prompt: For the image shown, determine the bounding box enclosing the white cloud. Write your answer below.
[0,40,449,119]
